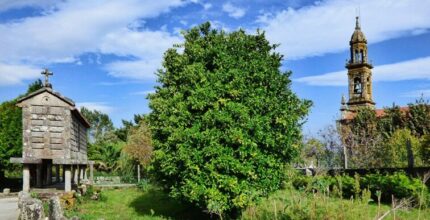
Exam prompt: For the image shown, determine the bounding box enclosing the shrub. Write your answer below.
[362,172,428,204]
[290,172,429,206]
[148,22,311,216]
[137,179,152,192]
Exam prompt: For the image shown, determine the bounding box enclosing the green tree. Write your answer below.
[419,134,430,165]
[407,98,430,137]
[79,107,123,171]
[123,120,152,167]
[385,128,422,167]
[345,107,385,168]
[148,23,311,216]
[115,114,145,142]
[377,104,407,139]
[80,107,115,143]
[0,79,43,178]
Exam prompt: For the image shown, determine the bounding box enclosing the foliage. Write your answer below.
[291,172,429,206]
[385,129,422,167]
[407,98,430,137]
[300,138,324,167]
[242,184,430,220]
[137,179,152,192]
[123,120,152,167]
[80,107,115,143]
[148,22,311,215]
[80,107,126,173]
[362,172,429,205]
[301,127,345,168]
[90,141,123,172]
[421,134,430,164]
[115,114,145,142]
[345,108,385,168]
[0,79,43,177]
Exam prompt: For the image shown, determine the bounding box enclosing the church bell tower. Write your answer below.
[345,16,375,111]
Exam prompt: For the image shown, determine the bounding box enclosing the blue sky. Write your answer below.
[0,0,429,136]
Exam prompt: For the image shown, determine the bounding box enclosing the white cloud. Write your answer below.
[402,89,430,98]
[76,102,114,114]
[295,56,430,86]
[259,0,430,60]
[203,3,212,10]
[0,0,186,85]
[131,90,155,96]
[0,0,56,12]
[0,63,41,86]
[105,59,161,79]
[222,2,246,19]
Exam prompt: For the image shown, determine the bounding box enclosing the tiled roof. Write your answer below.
[342,107,410,121]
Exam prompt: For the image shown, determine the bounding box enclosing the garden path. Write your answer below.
[0,196,19,220]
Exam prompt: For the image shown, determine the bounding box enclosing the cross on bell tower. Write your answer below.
[345,16,375,111]
[41,68,53,88]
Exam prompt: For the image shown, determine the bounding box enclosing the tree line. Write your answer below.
[301,100,430,169]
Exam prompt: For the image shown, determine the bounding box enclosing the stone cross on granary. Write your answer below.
[41,68,53,88]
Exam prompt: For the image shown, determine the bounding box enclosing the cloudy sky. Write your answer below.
[0,0,429,135]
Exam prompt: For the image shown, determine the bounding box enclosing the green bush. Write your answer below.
[362,172,428,205]
[290,172,429,206]
[148,23,311,216]
[137,179,152,192]
[292,175,311,190]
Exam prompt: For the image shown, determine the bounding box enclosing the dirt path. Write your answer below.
[0,197,19,220]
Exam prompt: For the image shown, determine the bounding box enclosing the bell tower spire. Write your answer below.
[346,16,375,111]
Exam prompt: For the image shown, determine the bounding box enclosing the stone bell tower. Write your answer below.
[345,16,375,111]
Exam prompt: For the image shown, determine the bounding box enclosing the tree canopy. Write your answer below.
[0,79,43,177]
[148,23,311,215]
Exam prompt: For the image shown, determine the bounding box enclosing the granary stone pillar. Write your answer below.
[55,165,60,183]
[36,164,42,187]
[64,165,72,192]
[46,163,52,185]
[74,165,80,185]
[83,166,88,180]
[71,165,75,184]
[23,164,30,192]
[80,166,84,180]
[89,163,94,184]
[62,165,65,183]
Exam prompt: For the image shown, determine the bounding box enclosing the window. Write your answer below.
[355,50,360,63]
[354,77,362,94]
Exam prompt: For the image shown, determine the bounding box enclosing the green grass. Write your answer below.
[241,187,430,220]
[65,187,212,220]
[66,186,430,220]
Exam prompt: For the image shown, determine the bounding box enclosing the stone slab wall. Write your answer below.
[21,91,87,163]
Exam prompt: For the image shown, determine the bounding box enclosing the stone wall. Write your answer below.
[23,103,68,160]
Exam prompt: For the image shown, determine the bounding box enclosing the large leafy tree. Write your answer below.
[0,79,43,178]
[148,23,311,215]
[80,107,115,142]
[123,119,152,167]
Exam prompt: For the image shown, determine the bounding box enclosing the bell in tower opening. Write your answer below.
[344,16,375,111]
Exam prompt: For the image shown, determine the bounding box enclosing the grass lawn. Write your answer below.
[65,187,212,220]
[66,186,430,220]
[241,187,430,220]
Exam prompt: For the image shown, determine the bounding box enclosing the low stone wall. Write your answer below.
[94,176,121,185]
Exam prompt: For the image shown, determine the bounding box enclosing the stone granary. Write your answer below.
[10,69,93,192]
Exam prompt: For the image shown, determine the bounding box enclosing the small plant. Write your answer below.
[137,179,152,192]
[353,173,361,200]
[30,192,39,199]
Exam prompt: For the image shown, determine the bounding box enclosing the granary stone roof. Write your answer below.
[350,16,367,44]
[16,87,91,128]
[17,87,75,106]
